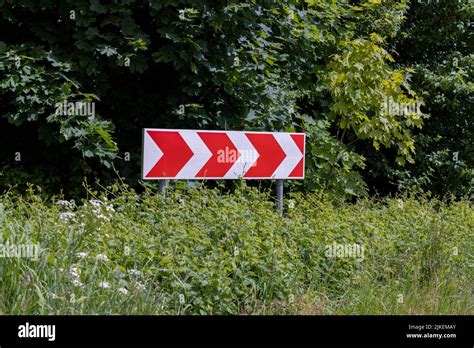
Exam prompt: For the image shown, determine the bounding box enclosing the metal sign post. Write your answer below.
[142,129,305,214]
[158,179,168,197]
[276,179,284,216]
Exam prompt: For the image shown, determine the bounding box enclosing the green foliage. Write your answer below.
[0,0,428,198]
[361,0,473,196]
[327,34,426,165]
[0,184,472,314]
[302,118,367,197]
[0,46,118,162]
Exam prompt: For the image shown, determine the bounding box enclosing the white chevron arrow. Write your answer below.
[143,131,163,177]
[271,133,303,178]
[175,131,212,179]
[224,131,260,178]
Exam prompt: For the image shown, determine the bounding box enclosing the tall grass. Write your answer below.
[0,183,472,314]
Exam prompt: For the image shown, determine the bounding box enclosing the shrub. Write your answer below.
[0,184,472,314]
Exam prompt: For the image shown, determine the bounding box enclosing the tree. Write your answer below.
[0,0,424,198]
[360,0,473,196]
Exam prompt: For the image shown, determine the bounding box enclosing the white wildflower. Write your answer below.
[95,254,109,262]
[127,269,141,276]
[134,282,146,291]
[50,293,59,300]
[89,199,103,207]
[72,278,83,288]
[76,252,88,258]
[96,213,110,221]
[99,281,110,289]
[88,199,114,222]
[60,212,76,221]
[69,266,80,278]
[117,287,128,295]
[56,200,76,209]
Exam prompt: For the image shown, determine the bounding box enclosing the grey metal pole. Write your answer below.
[276,179,284,216]
[159,180,168,197]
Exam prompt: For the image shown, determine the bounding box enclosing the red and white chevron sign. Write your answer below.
[142,129,305,180]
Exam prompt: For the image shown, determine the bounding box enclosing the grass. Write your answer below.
[0,183,472,315]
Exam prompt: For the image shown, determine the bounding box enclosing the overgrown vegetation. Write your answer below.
[0,0,472,317]
[3,0,460,198]
[363,0,473,196]
[0,184,472,314]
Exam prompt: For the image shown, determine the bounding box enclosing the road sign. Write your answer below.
[142,129,305,180]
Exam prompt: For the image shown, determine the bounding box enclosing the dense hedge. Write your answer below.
[0,184,472,314]
[1,0,426,198]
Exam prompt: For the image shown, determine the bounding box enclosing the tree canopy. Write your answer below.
[0,0,471,198]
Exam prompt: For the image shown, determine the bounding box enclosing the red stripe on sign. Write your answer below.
[289,159,303,177]
[291,134,304,154]
[244,133,286,178]
[289,134,304,177]
[196,132,238,177]
[146,131,194,177]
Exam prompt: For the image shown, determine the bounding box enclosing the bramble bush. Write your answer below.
[0,183,472,314]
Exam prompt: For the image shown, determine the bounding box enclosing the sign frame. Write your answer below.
[141,128,306,181]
